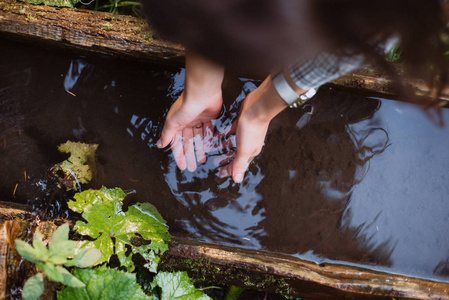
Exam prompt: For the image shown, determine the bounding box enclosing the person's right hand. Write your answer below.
[157,51,225,172]
[157,90,223,171]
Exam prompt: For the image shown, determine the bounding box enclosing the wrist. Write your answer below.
[184,51,225,105]
[271,69,316,107]
[240,76,289,125]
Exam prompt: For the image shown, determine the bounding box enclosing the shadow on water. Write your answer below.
[1,39,449,283]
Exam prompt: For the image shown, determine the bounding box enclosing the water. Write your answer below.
[1,38,449,283]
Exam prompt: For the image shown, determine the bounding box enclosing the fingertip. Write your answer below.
[178,161,187,171]
[187,164,196,172]
[233,173,244,183]
[176,155,187,171]
[157,139,163,148]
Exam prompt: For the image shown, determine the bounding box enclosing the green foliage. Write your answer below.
[151,272,212,300]
[58,265,152,300]
[22,273,44,300]
[49,141,98,191]
[224,285,246,300]
[386,43,403,63]
[93,0,142,15]
[68,187,171,272]
[15,223,101,300]
[19,0,79,7]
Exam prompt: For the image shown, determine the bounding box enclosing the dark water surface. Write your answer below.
[1,39,449,283]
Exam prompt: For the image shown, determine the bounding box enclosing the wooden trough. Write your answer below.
[1,1,449,299]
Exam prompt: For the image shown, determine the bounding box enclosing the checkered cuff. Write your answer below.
[288,52,366,90]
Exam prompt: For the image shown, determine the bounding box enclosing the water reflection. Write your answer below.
[1,39,449,282]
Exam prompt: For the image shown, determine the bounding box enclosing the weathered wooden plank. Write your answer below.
[161,238,449,299]
[0,0,184,63]
[331,70,449,102]
[0,206,448,299]
[1,0,448,101]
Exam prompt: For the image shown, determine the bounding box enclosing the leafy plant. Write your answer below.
[386,43,403,63]
[68,187,171,272]
[224,286,246,300]
[14,223,101,300]
[19,0,79,7]
[151,272,212,300]
[49,141,98,191]
[58,265,152,300]
[93,0,142,15]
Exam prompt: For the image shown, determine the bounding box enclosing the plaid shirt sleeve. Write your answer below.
[288,52,366,90]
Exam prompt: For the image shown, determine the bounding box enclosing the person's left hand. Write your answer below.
[216,75,294,183]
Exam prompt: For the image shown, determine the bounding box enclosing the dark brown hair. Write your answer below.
[144,0,447,95]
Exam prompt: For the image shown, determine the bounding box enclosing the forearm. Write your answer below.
[183,51,225,105]
[239,71,309,127]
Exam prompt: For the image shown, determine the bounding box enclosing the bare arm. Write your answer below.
[157,52,225,171]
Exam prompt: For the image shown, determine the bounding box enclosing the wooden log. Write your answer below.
[1,0,448,101]
[0,220,31,299]
[161,238,449,300]
[0,0,184,63]
[0,206,448,299]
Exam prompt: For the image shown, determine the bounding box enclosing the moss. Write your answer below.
[101,22,113,31]
[159,255,298,298]
[25,14,35,21]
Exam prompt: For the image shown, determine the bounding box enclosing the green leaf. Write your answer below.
[68,187,170,271]
[49,240,77,259]
[50,223,70,244]
[64,248,102,268]
[22,273,44,300]
[48,255,68,265]
[49,141,98,190]
[135,245,160,273]
[57,265,151,300]
[36,263,45,271]
[14,240,42,263]
[56,266,86,288]
[43,262,63,283]
[32,230,48,260]
[152,272,211,300]
[19,0,80,7]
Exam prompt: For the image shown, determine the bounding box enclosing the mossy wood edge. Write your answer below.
[0,211,448,299]
[1,0,448,101]
[162,238,449,300]
[0,0,184,63]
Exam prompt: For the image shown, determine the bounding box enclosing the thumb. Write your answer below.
[231,152,250,183]
[157,125,176,148]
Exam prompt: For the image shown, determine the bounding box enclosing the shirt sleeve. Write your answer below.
[288,52,366,90]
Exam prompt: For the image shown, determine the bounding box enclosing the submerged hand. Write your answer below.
[217,76,292,183]
[157,51,225,172]
[217,92,270,183]
[157,91,223,171]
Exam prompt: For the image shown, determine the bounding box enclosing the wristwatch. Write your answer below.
[271,71,317,108]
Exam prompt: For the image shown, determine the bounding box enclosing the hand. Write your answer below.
[157,91,223,171]
[217,75,295,183]
[157,51,224,171]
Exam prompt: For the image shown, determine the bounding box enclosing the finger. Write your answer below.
[171,133,187,170]
[157,124,176,148]
[203,121,214,153]
[231,152,251,183]
[193,125,206,164]
[183,127,197,172]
